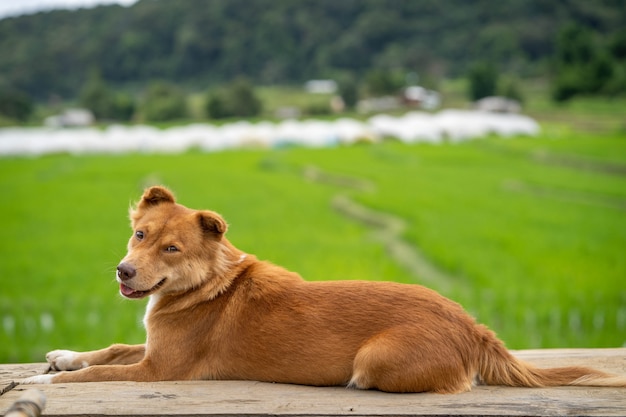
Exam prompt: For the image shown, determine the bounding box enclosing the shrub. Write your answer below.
[79,72,135,121]
[364,69,403,97]
[552,23,622,101]
[0,88,33,122]
[498,76,524,104]
[338,76,359,110]
[467,61,498,101]
[141,81,187,122]
[206,78,262,119]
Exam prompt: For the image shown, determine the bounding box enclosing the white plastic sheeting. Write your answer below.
[0,110,540,157]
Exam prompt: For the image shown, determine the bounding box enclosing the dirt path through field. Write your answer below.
[302,165,459,293]
[502,179,626,211]
[531,150,626,176]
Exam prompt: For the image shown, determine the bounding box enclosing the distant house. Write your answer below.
[44,108,95,127]
[403,86,441,110]
[473,96,521,113]
[304,79,338,94]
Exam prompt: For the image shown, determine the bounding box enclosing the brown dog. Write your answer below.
[24,186,626,392]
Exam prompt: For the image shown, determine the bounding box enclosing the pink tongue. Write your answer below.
[120,283,136,296]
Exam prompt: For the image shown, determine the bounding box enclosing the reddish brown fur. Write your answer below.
[39,186,626,392]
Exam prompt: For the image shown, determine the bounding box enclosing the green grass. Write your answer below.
[280,134,626,348]
[257,86,335,114]
[1,130,625,363]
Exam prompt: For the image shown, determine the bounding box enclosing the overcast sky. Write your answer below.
[0,0,137,20]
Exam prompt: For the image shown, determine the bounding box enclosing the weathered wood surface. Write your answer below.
[3,389,46,417]
[1,348,625,417]
[0,364,48,397]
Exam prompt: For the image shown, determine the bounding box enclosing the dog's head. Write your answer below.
[116,186,231,299]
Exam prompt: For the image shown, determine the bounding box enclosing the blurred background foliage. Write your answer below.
[0,0,625,124]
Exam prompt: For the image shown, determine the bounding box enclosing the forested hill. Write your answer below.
[1,0,624,99]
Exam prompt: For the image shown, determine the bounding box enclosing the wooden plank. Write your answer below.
[3,381,626,417]
[0,364,48,396]
[3,389,46,417]
[0,349,624,417]
[513,348,626,373]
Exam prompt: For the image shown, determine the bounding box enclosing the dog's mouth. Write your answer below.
[120,278,167,299]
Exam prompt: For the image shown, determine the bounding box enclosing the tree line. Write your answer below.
[0,0,625,123]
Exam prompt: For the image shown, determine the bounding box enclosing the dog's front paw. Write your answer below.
[46,350,87,371]
[22,374,55,384]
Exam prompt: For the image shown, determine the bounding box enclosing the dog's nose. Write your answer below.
[117,262,136,281]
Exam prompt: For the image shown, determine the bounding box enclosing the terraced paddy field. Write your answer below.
[1,130,625,362]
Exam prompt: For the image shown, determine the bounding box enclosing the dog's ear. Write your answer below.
[130,186,176,226]
[196,210,228,237]
[139,186,176,209]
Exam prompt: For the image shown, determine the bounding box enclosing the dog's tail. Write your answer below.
[476,325,626,388]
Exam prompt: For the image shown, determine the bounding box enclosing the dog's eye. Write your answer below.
[165,245,178,253]
[135,231,144,240]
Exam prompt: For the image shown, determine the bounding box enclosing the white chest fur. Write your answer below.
[143,294,161,330]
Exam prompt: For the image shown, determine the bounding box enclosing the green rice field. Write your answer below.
[1,128,625,363]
